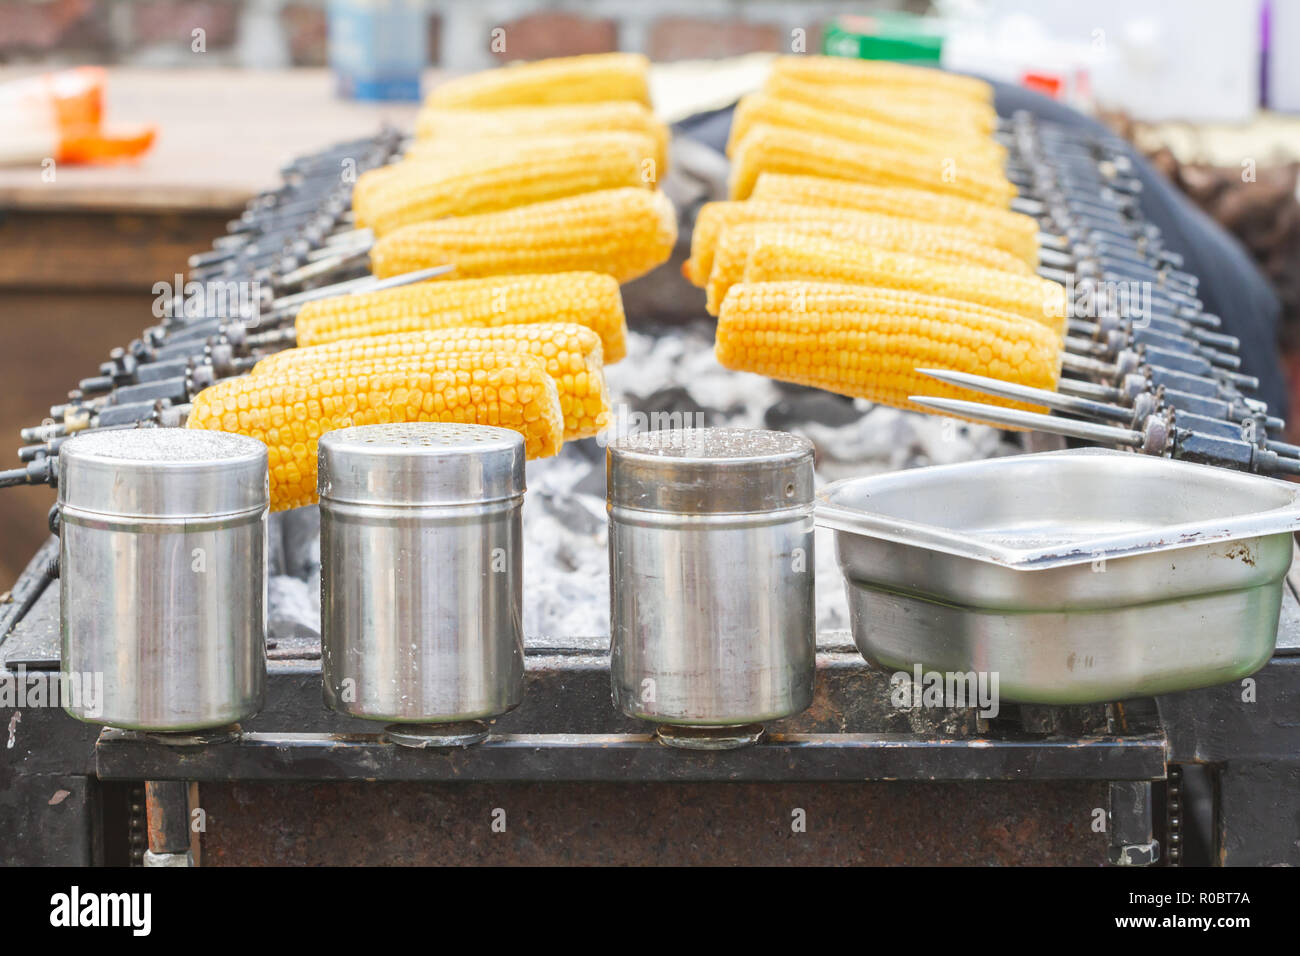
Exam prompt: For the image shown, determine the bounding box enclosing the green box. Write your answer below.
[821,12,945,65]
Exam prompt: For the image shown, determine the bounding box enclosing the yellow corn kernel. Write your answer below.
[714,281,1061,417]
[370,188,677,285]
[769,55,993,105]
[685,201,1032,287]
[187,352,564,511]
[293,272,627,362]
[708,230,1065,336]
[412,101,670,171]
[725,93,1005,170]
[425,52,650,109]
[763,73,996,137]
[353,133,658,235]
[255,323,609,440]
[729,124,1017,206]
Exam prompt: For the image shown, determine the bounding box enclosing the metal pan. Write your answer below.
[817,448,1300,704]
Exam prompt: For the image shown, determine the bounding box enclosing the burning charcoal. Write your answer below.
[814,527,851,631]
[523,507,610,640]
[267,512,288,577]
[563,435,605,465]
[279,505,321,580]
[571,461,608,499]
[268,574,321,643]
[631,385,712,423]
[535,488,604,537]
[765,390,863,428]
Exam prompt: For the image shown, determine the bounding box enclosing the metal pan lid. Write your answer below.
[318,423,525,507]
[608,427,814,515]
[58,428,269,519]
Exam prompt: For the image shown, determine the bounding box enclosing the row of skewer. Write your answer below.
[673,56,1291,476]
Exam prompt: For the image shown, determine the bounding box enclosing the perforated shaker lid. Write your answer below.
[317,423,525,507]
[607,427,814,514]
[58,428,269,518]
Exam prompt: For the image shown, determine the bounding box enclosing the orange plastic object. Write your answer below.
[59,126,156,164]
[0,66,156,166]
[48,66,105,132]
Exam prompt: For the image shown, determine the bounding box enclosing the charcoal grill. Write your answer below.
[3,94,1300,868]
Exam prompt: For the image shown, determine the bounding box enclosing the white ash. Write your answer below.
[267,573,320,644]
[266,324,1020,641]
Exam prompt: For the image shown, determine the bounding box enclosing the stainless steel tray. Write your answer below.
[817,448,1300,704]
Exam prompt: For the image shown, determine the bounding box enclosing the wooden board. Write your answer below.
[0,68,423,213]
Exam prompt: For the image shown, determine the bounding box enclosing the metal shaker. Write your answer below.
[59,429,269,732]
[318,423,525,745]
[608,427,816,748]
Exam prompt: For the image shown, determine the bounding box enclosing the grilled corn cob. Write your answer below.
[711,230,1066,335]
[187,351,564,511]
[725,93,1005,170]
[705,222,1035,313]
[370,188,677,285]
[769,55,993,106]
[714,282,1061,416]
[685,201,1032,287]
[403,129,665,181]
[403,133,665,184]
[353,133,657,235]
[255,323,609,440]
[749,173,1039,264]
[412,101,669,171]
[730,124,1017,206]
[763,73,997,137]
[425,52,651,109]
[294,272,628,361]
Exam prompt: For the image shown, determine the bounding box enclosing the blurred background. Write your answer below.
[4,0,1300,589]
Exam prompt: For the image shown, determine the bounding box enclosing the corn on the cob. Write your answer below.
[412,101,669,171]
[425,52,651,109]
[255,324,610,440]
[712,231,1066,335]
[353,133,657,235]
[294,272,628,361]
[685,201,1032,287]
[705,222,1035,313]
[362,128,659,191]
[749,173,1039,264]
[730,124,1017,206]
[725,93,1005,170]
[187,351,564,511]
[714,282,1061,416]
[370,188,677,285]
[769,55,993,106]
[763,73,996,137]
[404,129,666,180]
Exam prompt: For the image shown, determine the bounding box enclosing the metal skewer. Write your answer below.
[909,394,1300,477]
[919,368,1300,458]
[913,394,1145,446]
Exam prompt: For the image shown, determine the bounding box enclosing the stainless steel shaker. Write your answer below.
[59,429,269,732]
[318,423,525,745]
[607,427,816,748]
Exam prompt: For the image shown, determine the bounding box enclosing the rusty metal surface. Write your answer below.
[96,729,1167,783]
[196,780,1111,866]
[145,780,190,855]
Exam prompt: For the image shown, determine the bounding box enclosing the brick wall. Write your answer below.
[0,0,921,69]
